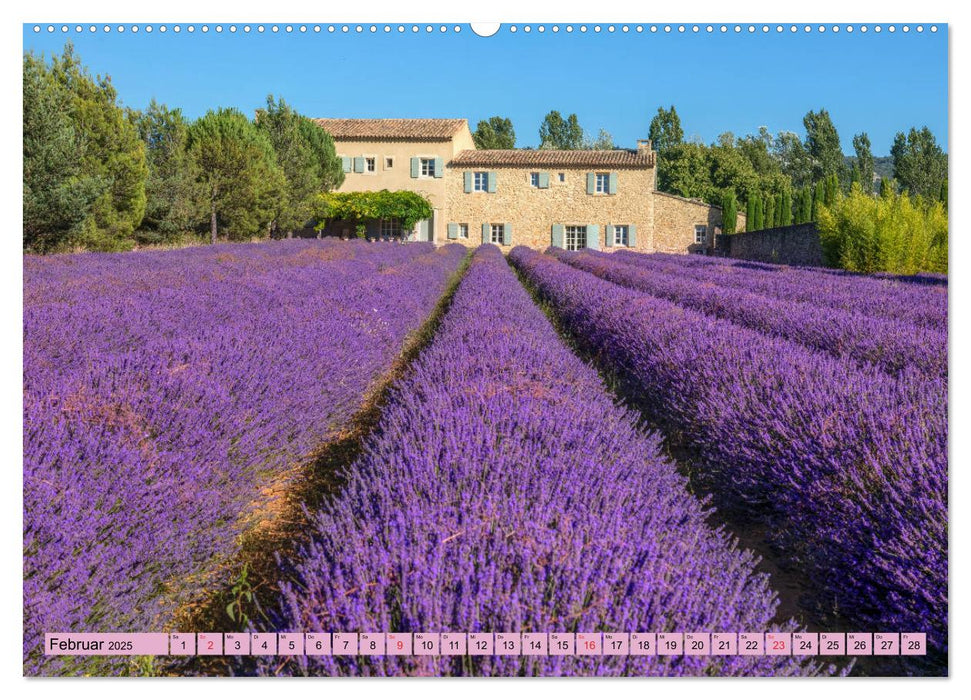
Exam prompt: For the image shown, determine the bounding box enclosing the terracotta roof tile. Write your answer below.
[449,149,655,168]
[312,118,468,140]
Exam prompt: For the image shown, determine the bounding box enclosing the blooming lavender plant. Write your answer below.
[615,250,946,331]
[257,245,836,677]
[551,248,946,378]
[510,247,947,661]
[23,240,466,675]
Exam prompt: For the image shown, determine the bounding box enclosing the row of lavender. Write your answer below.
[551,248,946,378]
[258,246,836,677]
[510,247,947,660]
[23,240,467,675]
[618,251,947,331]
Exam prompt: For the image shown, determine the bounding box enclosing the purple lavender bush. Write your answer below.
[615,250,947,331]
[23,240,466,675]
[257,245,836,677]
[551,248,946,378]
[510,247,947,661]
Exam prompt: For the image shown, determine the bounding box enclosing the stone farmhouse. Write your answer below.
[313,117,737,253]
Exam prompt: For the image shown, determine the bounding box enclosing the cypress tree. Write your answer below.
[752,194,765,231]
[794,186,812,224]
[812,181,825,220]
[746,197,756,232]
[765,194,777,229]
[880,177,896,199]
[721,189,738,234]
[779,188,793,226]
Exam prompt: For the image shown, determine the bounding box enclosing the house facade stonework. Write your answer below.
[316,118,731,253]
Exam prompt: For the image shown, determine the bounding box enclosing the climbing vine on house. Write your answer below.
[313,190,434,236]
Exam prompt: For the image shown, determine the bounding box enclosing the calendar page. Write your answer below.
[20,5,949,682]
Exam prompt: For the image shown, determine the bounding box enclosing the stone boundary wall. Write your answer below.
[715,223,825,266]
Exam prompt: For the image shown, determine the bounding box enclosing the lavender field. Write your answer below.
[23,240,947,677]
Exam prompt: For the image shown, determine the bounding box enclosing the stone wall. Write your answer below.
[715,223,824,266]
[444,165,655,251]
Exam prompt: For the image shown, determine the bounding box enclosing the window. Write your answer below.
[695,225,708,244]
[474,172,489,192]
[490,223,504,245]
[595,173,610,194]
[380,218,402,238]
[457,223,469,239]
[558,173,566,182]
[565,225,587,251]
[420,158,436,177]
[385,157,394,169]
[365,157,376,173]
[613,225,630,247]
[530,172,540,188]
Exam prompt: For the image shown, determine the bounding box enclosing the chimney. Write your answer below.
[636,139,653,155]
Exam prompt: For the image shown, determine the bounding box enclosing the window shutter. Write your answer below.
[482,223,490,244]
[434,157,444,178]
[464,172,473,193]
[447,223,458,240]
[354,157,366,173]
[605,225,614,248]
[608,172,618,194]
[538,172,550,189]
[410,157,420,178]
[587,224,600,250]
[587,173,596,195]
[341,156,351,173]
[503,223,512,246]
[487,172,497,193]
[551,224,565,249]
[629,224,637,247]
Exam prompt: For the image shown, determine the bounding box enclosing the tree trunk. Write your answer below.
[210,204,217,245]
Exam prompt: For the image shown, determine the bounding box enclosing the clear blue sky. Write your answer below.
[22,24,948,155]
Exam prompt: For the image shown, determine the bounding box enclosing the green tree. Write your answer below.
[803,109,845,184]
[255,95,343,236]
[659,141,711,200]
[940,179,948,209]
[764,193,777,229]
[721,189,738,234]
[132,100,204,243]
[538,111,583,150]
[772,130,813,190]
[818,183,947,274]
[472,116,516,149]
[794,185,813,224]
[752,195,765,231]
[188,107,285,243]
[778,188,793,227]
[891,126,948,200]
[880,177,897,199]
[648,105,684,153]
[581,128,615,150]
[852,132,875,194]
[23,50,105,252]
[27,43,148,251]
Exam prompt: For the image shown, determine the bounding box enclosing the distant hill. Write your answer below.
[844,154,894,192]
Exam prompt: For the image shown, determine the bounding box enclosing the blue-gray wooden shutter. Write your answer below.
[487,172,497,193]
[410,157,420,178]
[628,224,637,247]
[538,172,550,189]
[354,157,366,173]
[587,173,596,195]
[341,156,351,173]
[482,223,490,243]
[551,224,565,249]
[587,224,600,250]
[605,225,614,248]
[464,172,473,193]
[502,223,512,246]
[608,172,618,194]
[447,223,458,240]
[434,157,444,178]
